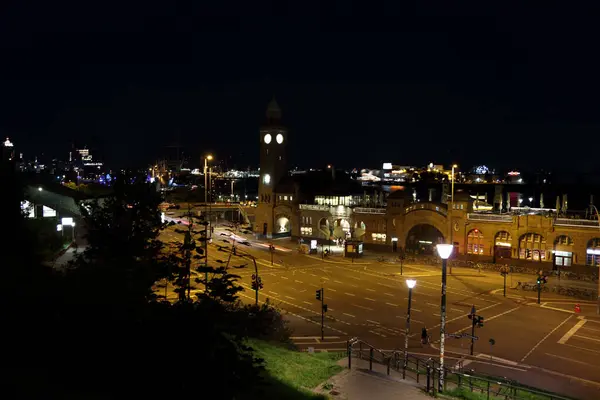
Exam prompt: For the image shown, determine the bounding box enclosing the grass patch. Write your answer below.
[444,387,504,400]
[246,339,345,399]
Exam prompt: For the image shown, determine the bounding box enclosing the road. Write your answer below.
[159,214,600,399]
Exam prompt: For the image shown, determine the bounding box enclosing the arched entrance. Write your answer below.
[318,218,330,239]
[553,235,574,268]
[586,238,600,266]
[405,224,444,255]
[274,215,291,238]
[466,229,484,255]
[353,221,366,240]
[518,233,547,262]
[333,218,350,240]
[494,231,512,261]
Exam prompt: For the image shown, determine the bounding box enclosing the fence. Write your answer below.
[347,337,573,400]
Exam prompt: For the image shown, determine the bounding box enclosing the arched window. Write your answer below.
[467,229,484,255]
[519,233,547,261]
[555,235,573,246]
[587,238,600,266]
[495,231,512,244]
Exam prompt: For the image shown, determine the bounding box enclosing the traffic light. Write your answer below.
[477,316,484,328]
[316,289,322,301]
[322,304,328,312]
[537,276,547,285]
[251,274,263,290]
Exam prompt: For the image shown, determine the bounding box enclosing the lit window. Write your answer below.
[290,196,293,201]
[284,195,288,200]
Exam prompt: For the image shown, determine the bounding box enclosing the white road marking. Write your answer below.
[411,308,422,312]
[367,319,380,325]
[581,325,600,333]
[309,273,318,277]
[291,336,340,340]
[303,301,312,306]
[426,302,438,307]
[558,319,586,344]
[349,284,358,288]
[329,308,335,312]
[343,313,356,318]
[352,304,373,311]
[310,284,320,288]
[322,277,330,280]
[384,293,394,297]
[328,288,337,292]
[404,297,417,301]
[369,330,387,338]
[345,292,356,296]
[386,302,399,307]
[544,353,599,367]
[268,291,279,296]
[365,297,376,301]
[295,280,303,284]
[334,280,343,284]
[350,276,361,280]
[285,295,296,300]
[563,343,600,354]
[433,313,441,317]
[451,308,464,313]
[574,334,600,343]
[521,314,573,362]
[280,276,289,280]
[366,288,376,292]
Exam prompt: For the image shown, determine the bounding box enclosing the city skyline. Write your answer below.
[2,3,600,171]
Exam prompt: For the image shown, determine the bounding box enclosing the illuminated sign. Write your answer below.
[553,251,572,257]
[383,163,393,170]
[587,249,600,255]
[495,241,512,247]
[507,171,520,176]
[310,240,318,250]
[43,206,57,217]
[61,217,74,226]
[56,224,63,232]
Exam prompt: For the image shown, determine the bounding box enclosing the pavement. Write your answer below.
[313,358,431,400]
[158,213,600,400]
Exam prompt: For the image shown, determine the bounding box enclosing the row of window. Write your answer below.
[301,216,313,225]
[519,249,547,261]
[452,203,465,210]
[467,244,484,255]
[278,195,293,201]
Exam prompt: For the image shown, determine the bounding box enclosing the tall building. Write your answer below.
[2,137,15,162]
[255,98,288,237]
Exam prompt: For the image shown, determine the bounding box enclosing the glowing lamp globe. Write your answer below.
[436,244,454,260]
[406,279,417,289]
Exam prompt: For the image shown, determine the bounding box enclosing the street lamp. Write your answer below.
[449,164,458,273]
[436,243,453,393]
[404,279,417,370]
[204,154,213,204]
[451,164,458,204]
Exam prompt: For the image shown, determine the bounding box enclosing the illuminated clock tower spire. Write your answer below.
[256,97,288,237]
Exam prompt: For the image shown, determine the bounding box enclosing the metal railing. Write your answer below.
[467,213,513,222]
[404,202,448,217]
[554,218,600,228]
[353,207,386,214]
[346,337,573,400]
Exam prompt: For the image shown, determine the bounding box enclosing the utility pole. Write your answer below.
[536,274,547,304]
[500,266,509,297]
[270,244,274,265]
[251,257,261,305]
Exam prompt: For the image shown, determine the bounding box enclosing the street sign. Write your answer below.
[470,305,476,315]
[445,333,463,339]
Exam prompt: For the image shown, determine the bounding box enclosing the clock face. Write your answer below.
[453,221,459,232]
[263,174,271,185]
[276,133,284,144]
[264,134,272,144]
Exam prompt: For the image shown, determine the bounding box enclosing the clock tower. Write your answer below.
[256,98,288,237]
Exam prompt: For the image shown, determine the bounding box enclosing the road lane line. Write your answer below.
[285,296,296,300]
[411,308,422,312]
[433,313,440,317]
[521,314,573,362]
[352,304,373,311]
[295,280,303,284]
[369,330,387,338]
[386,302,399,307]
[574,334,600,343]
[310,284,320,288]
[581,325,600,333]
[268,291,279,296]
[350,276,361,280]
[426,302,438,307]
[280,276,289,280]
[309,273,318,277]
[365,297,376,301]
[345,292,356,296]
[303,301,312,306]
[451,308,464,313]
[328,288,337,292]
[334,280,344,284]
[544,353,599,367]
[349,284,358,288]
[366,288,375,292]
[558,319,586,344]
[563,343,600,354]
[384,293,394,297]
[367,319,379,325]
[343,313,356,318]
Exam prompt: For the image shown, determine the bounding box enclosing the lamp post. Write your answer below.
[449,164,458,274]
[404,279,417,370]
[204,155,213,204]
[436,243,454,393]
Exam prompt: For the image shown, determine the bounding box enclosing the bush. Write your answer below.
[237,300,294,345]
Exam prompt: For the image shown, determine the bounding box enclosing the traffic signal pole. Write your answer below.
[316,288,325,340]
[470,305,476,356]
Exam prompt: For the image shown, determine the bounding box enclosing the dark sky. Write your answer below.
[1,1,599,172]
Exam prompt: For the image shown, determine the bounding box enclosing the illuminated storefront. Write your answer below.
[587,238,600,266]
[494,231,512,259]
[518,233,547,261]
[467,229,484,255]
[553,235,574,268]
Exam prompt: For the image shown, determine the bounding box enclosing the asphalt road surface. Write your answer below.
[159,219,600,400]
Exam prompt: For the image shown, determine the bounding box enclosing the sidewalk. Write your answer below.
[313,358,432,400]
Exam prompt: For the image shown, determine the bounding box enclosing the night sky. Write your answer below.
[1,2,599,172]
